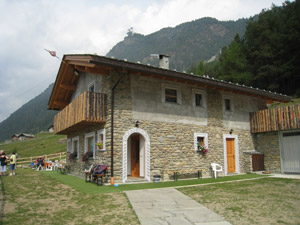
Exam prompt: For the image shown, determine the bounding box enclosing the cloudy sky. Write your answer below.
[0,0,287,123]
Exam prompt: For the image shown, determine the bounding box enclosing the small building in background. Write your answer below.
[11,133,35,141]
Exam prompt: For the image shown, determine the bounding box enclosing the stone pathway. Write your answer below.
[126,187,232,225]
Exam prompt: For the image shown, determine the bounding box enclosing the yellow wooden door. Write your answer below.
[131,135,140,177]
[226,138,236,173]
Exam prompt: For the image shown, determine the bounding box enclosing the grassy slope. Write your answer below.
[0,133,66,158]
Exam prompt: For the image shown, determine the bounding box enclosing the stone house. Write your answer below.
[48,54,291,183]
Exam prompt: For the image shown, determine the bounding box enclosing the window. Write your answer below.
[222,94,234,113]
[165,88,177,103]
[192,89,207,108]
[225,98,231,111]
[88,81,95,92]
[162,84,181,104]
[72,136,79,159]
[97,129,106,151]
[85,132,95,159]
[195,93,202,107]
[194,133,208,152]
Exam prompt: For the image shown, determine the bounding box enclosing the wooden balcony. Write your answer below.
[250,104,300,133]
[54,92,107,134]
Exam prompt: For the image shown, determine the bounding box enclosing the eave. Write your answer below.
[48,54,291,110]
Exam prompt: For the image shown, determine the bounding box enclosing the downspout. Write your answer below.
[110,68,126,185]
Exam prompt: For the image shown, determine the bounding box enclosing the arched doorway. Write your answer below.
[122,128,150,182]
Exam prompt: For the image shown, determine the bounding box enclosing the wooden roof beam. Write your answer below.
[60,83,76,91]
[67,60,96,68]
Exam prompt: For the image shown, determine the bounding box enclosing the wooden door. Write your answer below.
[226,138,236,173]
[131,135,140,177]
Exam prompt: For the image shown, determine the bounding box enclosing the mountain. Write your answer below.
[0,17,250,142]
[0,84,57,142]
[106,17,249,71]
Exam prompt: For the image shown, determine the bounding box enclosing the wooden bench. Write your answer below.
[85,168,108,186]
[170,170,202,181]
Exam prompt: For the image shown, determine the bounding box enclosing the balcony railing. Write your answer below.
[250,104,300,133]
[54,92,107,134]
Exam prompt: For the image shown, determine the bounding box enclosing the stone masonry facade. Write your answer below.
[66,70,267,183]
[253,132,281,173]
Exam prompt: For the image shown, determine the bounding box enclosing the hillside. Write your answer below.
[0,133,66,158]
[0,83,57,142]
[106,17,248,71]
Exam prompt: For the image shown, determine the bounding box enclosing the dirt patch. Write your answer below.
[179,178,300,225]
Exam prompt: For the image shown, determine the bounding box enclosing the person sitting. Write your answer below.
[36,157,44,170]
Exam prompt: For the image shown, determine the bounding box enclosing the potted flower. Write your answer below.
[197,143,209,154]
[82,151,93,162]
[68,152,77,160]
[96,142,103,150]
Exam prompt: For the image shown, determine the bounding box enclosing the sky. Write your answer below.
[0,0,288,123]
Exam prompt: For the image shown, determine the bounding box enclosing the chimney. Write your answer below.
[159,54,169,69]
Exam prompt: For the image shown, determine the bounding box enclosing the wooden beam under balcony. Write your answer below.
[54,92,107,135]
[250,104,300,133]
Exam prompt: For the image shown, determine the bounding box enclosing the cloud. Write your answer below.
[0,0,287,122]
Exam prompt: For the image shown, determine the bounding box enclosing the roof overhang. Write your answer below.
[48,54,291,110]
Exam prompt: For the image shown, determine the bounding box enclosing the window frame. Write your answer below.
[194,133,209,152]
[72,136,79,159]
[67,138,72,153]
[162,83,182,105]
[84,132,95,159]
[222,94,234,113]
[87,80,96,93]
[192,89,207,108]
[97,129,106,151]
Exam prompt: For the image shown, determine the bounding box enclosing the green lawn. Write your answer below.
[1,168,298,225]
[42,170,266,194]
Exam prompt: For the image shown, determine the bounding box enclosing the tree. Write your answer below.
[244,0,300,96]
[218,34,252,85]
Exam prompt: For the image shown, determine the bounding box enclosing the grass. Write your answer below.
[42,170,266,194]
[0,133,66,157]
[1,169,139,225]
[180,177,300,225]
[2,168,300,225]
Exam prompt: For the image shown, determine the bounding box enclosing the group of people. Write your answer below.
[0,150,16,176]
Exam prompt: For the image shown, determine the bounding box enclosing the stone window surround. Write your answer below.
[84,131,95,159]
[67,138,72,153]
[222,93,234,113]
[162,83,182,105]
[72,136,79,159]
[194,133,209,152]
[192,89,207,108]
[97,129,106,151]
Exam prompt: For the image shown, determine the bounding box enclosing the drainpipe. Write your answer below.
[110,68,126,185]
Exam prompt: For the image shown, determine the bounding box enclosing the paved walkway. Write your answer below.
[255,172,300,179]
[126,187,232,225]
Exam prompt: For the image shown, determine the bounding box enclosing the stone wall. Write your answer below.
[253,132,281,173]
